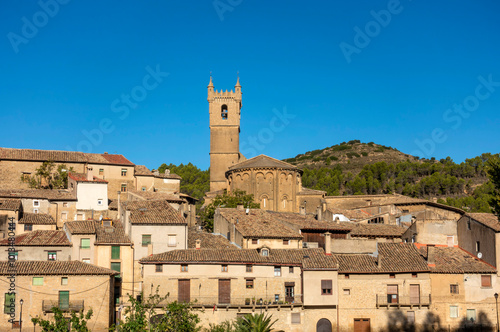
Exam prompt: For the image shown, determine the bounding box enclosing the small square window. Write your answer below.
[181,264,188,272]
[246,279,254,289]
[261,249,269,256]
[8,252,18,261]
[61,277,68,285]
[221,265,228,272]
[343,288,350,295]
[76,213,83,220]
[450,305,459,318]
[80,238,90,249]
[99,168,104,175]
[481,275,492,288]
[246,265,252,273]
[142,235,151,246]
[412,273,417,278]
[155,264,163,273]
[121,184,127,192]
[274,266,281,277]
[33,277,44,286]
[48,252,57,261]
[82,258,90,263]
[291,312,301,324]
[283,239,289,245]
[252,239,258,245]
[33,200,40,207]
[289,266,293,274]
[321,280,332,295]
[389,273,396,278]
[141,187,146,191]
[121,169,127,176]
[450,284,459,294]
[168,234,177,247]
[24,224,33,231]
[274,294,279,302]
[345,274,350,279]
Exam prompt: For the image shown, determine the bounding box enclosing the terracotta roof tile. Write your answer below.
[18,213,56,225]
[268,211,352,232]
[188,227,238,249]
[128,190,186,203]
[0,199,21,211]
[155,172,182,180]
[0,189,76,201]
[348,223,406,238]
[297,187,326,195]
[326,208,372,221]
[227,155,300,173]
[0,230,70,246]
[64,220,96,234]
[0,261,117,275]
[467,213,500,231]
[124,200,186,225]
[134,165,153,176]
[419,246,496,274]
[94,220,132,245]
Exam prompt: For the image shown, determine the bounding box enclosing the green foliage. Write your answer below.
[112,287,200,332]
[157,163,209,207]
[22,161,72,189]
[487,156,500,219]
[205,314,283,332]
[32,307,93,332]
[200,190,260,232]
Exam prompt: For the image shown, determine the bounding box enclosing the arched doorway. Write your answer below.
[317,318,332,332]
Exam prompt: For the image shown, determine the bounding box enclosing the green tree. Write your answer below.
[32,307,93,332]
[22,161,72,189]
[487,157,500,220]
[204,314,283,332]
[200,190,260,232]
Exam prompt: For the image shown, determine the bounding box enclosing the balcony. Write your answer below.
[158,295,303,308]
[42,300,85,312]
[376,295,431,308]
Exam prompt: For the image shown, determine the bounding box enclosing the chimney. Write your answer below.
[334,216,340,224]
[427,245,436,266]
[237,204,244,210]
[148,243,153,256]
[117,191,122,220]
[377,253,382,268]
[153,169,159,176]
[195,239,201,249]
[324,232,331,255]
[87,167,93,181]
[316,206,323,221]
[300,206,306,216]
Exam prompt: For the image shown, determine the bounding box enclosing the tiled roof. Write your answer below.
[135,165,153,176]
[335,243,430,273]
[348,223,406,238]
[124,200,186,225]
[128,190,186,203]
[227,155,300,172]
[219,209,302,239]
[0,261,117,275]
[68,173,108,183]
[467,213,500,232]
[155,172,182,180]
[0,147,134,166]
[95,220,132,245]
[297,187,326,195]
[64,220,96,234]
[418,246,496,274]
[327,208,372,221]
[270,211,352,231]
[140,248,337,270]
[0,189,76,201]
[108,199,118,210]
[0,199,21,211]
[188,227,238,249]
[18,213,56,225]
[0,230,70,246]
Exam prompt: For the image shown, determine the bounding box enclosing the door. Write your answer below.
[316,318,332,332]
[354,318,371,332]
[218,279,231,304]
[178,279,190,303]
[387,285,398,304]
[285,286,294,303]
[59,291,69,310]
[410,284,420,304]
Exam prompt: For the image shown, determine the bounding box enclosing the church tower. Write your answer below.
[208,76,243,192]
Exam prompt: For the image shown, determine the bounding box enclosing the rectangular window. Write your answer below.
[24,224,33,231]
[407,311,415,324]
[345,274,350,279]
[99,168,104,175]
[476,241,481,252]
[80,238,90,249]
[274,294,279,302]
[33,200,39,207]
[155,264,163,273]
[467,309,476,322]
[450,305,459,318]
[283,239,289,245]
[168,234,177,247]
[59,291,69,310]
[387,285,398,304]
[141,187,146,191]
[291,312,301,324]
[246,279,254,289]
[389,273,396,278]
[343,288,350,295]
[48,252,57,261]
[467,218,471,230]
[121,184,127,192]
[63,202,68,208]
[76,213,83,220]
[61,277,68,285]
[252,239,258,245]
[321,280,332,295]
[481,275,492,288]
[121,168,127,176]
[181,264,188,272]
[33,277,44,286]
[111,246,120,259]
[4,293,15,314]
[289,266,294,274]
[82,258,90,263]
[61,212,67,220]
[111,262,121,273]
[246,265,252,273]
[274,266,281,277]
[411,273,417,278]
[221,265,228,272]
[142,235,151,246]
[450,284,459,294]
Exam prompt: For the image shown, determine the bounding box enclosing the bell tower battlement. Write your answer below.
[208,76,243,192]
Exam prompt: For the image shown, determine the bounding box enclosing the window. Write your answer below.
[467,309,476,322]
[59,291,69,310]
[9,251,18,261]
[155,264,163,273]
[76,213,83,220]
[345,274,350,279]
[80,238,90,249]
[246,279,254,289]
[476,241,480,252]
[141,187,146,191]
[450,284,459,294]
[407,311,415,324]
[61,212,67,220]
[99,168,104,175]
[252,239,258,245]
[142,235,151,246]
[97,199,103,206]
[4,293,15,314]
[283,239,289,245]
[121,168,127,176]
[261,248,269,256]
[48,252,57,261]
[33,208,39,214]
[274,266,281,277]
[467,218,471,230]
[33,277,44,286]
[33,200,39,207]
[221,105,228,120]
[481,275,492,288]
[450,305,459,318]
[111,262,121,273]
[24,224,33,231]
[246,265,252,273]
[63,202,68,207]
[291,312,301,324]
[289,266,294,274]
[121,184,127,192]
[181,264,188,272]
[285,285,294,302]
[221,265,228,272]
[274,294,279,302]
[389,273,396,278]
[343,289,351,295]
[61,277,68,285]
[321,280,332,295]
[111,246,120,259]
[82,258,90,263]
[168,234,177,247]
[387,285,398,304]
[411,273,417,278]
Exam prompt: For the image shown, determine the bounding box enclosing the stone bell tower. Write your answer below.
[208,76,243,192]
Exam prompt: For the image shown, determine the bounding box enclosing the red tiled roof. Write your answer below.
[0,199,21,211]
[64,220,96,234]
[0,230,70,246]
[188,227,238,249]
[64,219,132,244]
[227,155,301,173]
[68,173,108,183]
[18,213,56,225]
[0,261,117,275]
[124,200,186,225]
[0,189,76,201]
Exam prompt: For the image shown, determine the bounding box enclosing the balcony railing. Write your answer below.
[157,295,303,307]
[376,295,431,308]
[42,300,85,312]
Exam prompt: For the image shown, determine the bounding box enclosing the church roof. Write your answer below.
[227,155,301,173]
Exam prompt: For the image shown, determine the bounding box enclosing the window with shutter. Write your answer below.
[111,246,120,259]
[481,275,492,287]
[59,291,69,310]
[387,285,398,303]
[321,280,332,295]
[80,238,90,249]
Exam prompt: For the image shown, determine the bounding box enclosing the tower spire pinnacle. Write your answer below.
[208,72,214,87]
[235,72,240,87]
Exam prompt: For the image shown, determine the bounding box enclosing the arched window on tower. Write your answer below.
[221,105,228,120]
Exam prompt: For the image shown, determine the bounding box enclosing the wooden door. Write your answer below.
[316,318,332,332]
[387,285,398,304]
[410,284,420,304]
[354,318,370,332]
[178,279,190,303]
[218,279,231,304]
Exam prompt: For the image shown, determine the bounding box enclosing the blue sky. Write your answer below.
[1,1,499,170]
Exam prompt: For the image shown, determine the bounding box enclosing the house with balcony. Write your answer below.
[0,261,116,331]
